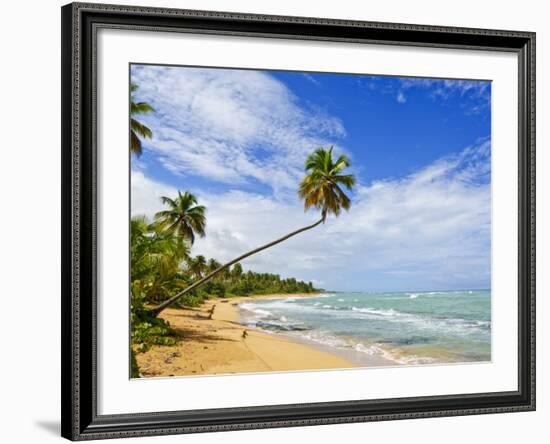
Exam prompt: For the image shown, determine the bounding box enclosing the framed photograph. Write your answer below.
[61,2,536,440]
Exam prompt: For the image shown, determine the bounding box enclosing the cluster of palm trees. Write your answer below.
[130,82,356,319]
[129,184,319,314]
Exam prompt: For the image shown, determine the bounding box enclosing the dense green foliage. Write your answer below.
[129,142,353,376]
[130,348,140,378]
[130,216,318,307]
[130,214,318,374]
[130,264,179,354]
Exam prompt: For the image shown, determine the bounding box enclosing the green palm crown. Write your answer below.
[298,146,356,220]
[154,191,206,245]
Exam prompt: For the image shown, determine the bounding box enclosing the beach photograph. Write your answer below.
[129,64,491,378]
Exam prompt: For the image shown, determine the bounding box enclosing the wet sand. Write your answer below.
[135,293,393,378]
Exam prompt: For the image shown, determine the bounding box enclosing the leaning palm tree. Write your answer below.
[148,146,355,317]
[154,191,206,245]
[207,258,222,277]
[130,83,154,156]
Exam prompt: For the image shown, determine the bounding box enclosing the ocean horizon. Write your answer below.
[239,290,491,366]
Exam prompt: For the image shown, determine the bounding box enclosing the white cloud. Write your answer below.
[358,76,490,114]
[131,170,177,217]
[302,73,321,86]
[132,139,491,292]
[399,78,491,113]
[400,78,490,100]
[131,65,346,196]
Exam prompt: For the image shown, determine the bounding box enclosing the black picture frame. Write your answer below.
[61,2,536,440]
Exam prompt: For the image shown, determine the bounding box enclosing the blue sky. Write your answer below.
[130,64,491,292]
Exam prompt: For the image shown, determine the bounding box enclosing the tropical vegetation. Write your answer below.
[129,83,355,376]
[130,212,319,357]
[147,146,355,317]
[130,83,154,156]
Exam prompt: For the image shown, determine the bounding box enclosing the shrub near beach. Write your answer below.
[130,208,320,374]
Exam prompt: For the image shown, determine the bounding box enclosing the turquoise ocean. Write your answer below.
[239,290,491,366]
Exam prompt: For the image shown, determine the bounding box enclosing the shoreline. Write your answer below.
[235,293,397,368]
[136,293,391,378]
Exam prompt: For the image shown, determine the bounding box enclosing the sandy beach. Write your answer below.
[135,294,361,378]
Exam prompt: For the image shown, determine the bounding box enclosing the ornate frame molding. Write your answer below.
[61,3,535,440]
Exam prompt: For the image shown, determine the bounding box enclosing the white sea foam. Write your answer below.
[475,320,491,328]
[240,304,273,319]
[298,330,350,349]
[353,343,383,356]
[294,331,437,366]
[351,307,398,317]
[381,349,438,365]
[252,299,490,337]
[239,291,491,363]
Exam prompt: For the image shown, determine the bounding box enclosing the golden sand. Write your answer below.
[135,294,358,377]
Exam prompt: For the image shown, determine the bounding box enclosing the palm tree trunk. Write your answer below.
[148,217,324,317]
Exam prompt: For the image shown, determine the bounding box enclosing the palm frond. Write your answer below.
[131,118,153,139]
[159,196,177,208]
[129,82,154,157]
[131,101,155,115]
[130,131,142,156]
[333,173,356,190]
[154,191,207,245]
[298,147,355,220]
